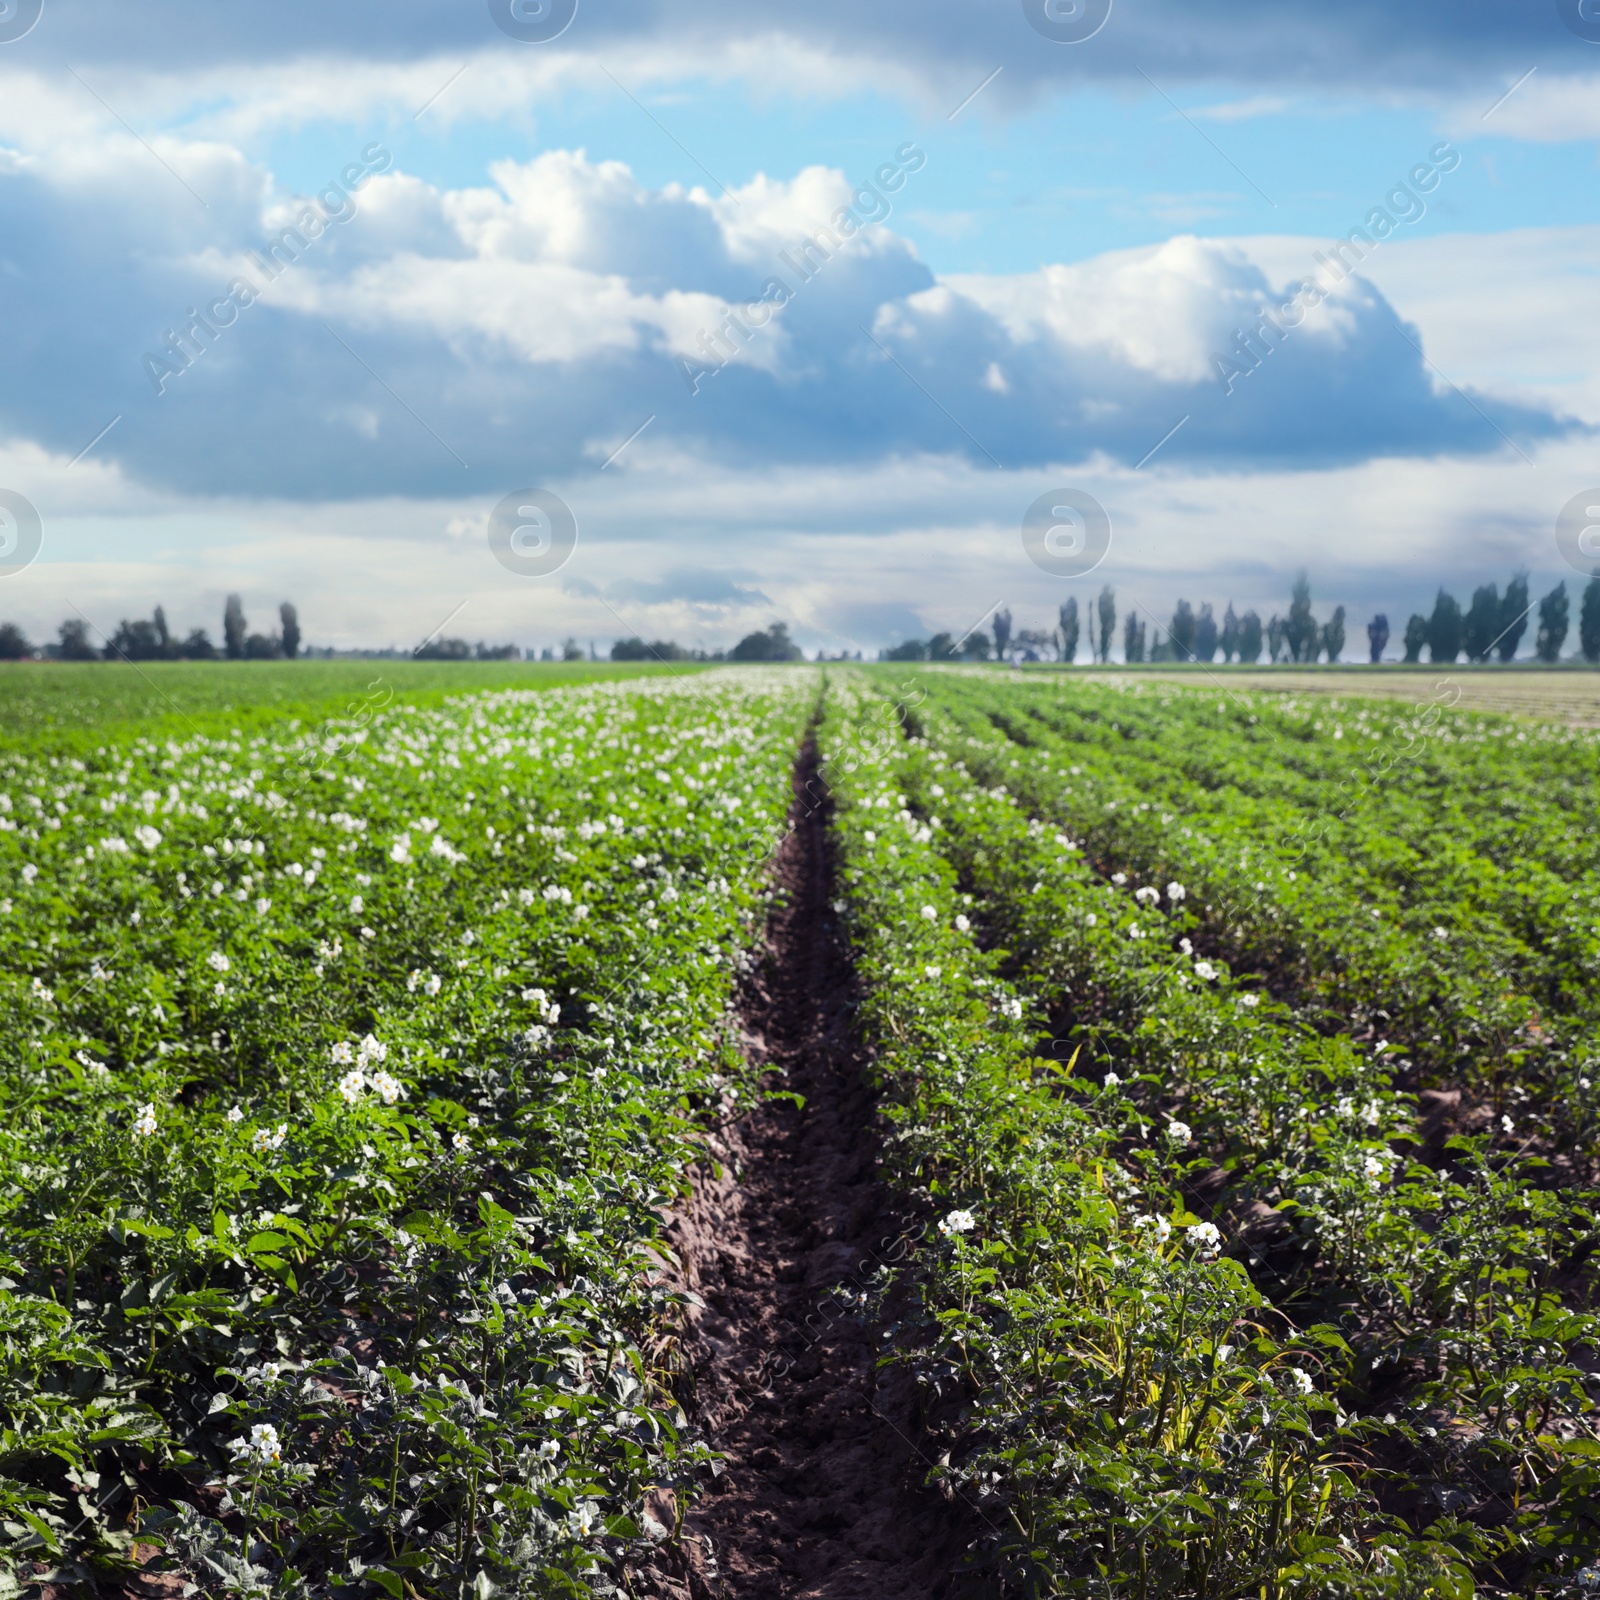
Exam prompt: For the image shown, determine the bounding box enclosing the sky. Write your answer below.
[1,0,1598,658]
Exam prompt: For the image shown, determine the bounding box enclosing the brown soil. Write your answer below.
[632,744,973,1600]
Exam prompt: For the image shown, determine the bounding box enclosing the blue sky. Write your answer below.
[1,1,1599,655]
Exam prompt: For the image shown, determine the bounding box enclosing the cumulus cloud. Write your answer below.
[0,140,1571,510]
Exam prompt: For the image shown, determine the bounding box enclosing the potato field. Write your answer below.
[0,665,1596,1599]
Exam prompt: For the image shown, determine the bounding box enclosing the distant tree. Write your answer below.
[1220,603,1240,664]
[1058,597,1080,665]
[880,639,926,662]
[244,632,283,660]
[224,594,247,660]
[475,642,519,660]
[1462,583,1499,663]
[730,622,803,662]
[613,637,689,662]
[561,637,585,662]
[1536,582,1569,663]
[280,602,301,660]
[1149,627,1173,663]
[416,637,471,661]
[1427,589,1463,665]
[958,629,992,661]
[1367,613,1389,663]
[1194,603,1219,663]
[1267,614,1287,663]
[1237,609,1263,664]
[153,605,171,656]
[1402,614,1428,664]
[1013,628,1052,661]
[59,619,98,660]
[1095,585,1116,664]
[1123,612,1146,663]
[1169,599,1196,661]
[1321,605,1346,664]
[1285,572,1317,663]
[0,622,29,659]
[1497,572,1530,663]
[992,607,1013,659]
[927,632,956,660]
[181,628,217,660]
[105,618,163,661]
[1582,575,1600,664]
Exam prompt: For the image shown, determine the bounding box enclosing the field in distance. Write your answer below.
[1051,664,1600,725]
[0,658,692,746]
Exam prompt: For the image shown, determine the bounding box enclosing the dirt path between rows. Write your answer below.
[633,744,971,1600]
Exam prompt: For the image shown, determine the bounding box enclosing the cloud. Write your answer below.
[0,142,1571,512]
[16,2,1600,119]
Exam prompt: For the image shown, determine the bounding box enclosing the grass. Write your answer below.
[0,660,695,748]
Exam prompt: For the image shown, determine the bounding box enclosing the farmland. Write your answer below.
[0,664,1597,1598]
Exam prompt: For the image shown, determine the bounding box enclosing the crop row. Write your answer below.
[0,670,813,1597]
[912,671,1600,1151]
[819,671,1599,1597]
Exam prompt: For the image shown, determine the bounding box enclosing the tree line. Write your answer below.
[879,571,1600,666]
[0,596,301,662]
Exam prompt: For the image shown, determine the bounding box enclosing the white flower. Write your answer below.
[425,972,442,995]
[30,976,53,1003]
[390,836,413,865]
[1102,1072,1122,1090]
[1433,926,1448,941]
[1133,1214,1172,1245]
[338,1069,365,1104]
[1135,886,1159,905]
[538,1439,561,1461]
[1500,1113,1515,1135]
[134,825,162,851]
[349,895,364,914]
[1362,1154,1387,1184]
[370,1070,403,1105]
[1187,1221,1222,1259]
[452,1132,470,1153]
[1179,937,1193,955]
[1084,912,1097,926]
[998,995,1023,1020]
[206,951,231,973]
[920,905,937,922]
[330,1040,355,1066]
[131,1102,158,1139]
[938,1208,976,1237]
[255,897,271,914]
[1165,1119,1192,1147]
[924,964,942,979]
[242,1422,281,1464]
[1194,960,1217,981]
[954,913,971,933]
[20,863,38,883]
[1237,993,1260,1009]
[1110,872,1127,886]
[572,1503,601,1538]
[1286,1367,1315,1396]
[357,1034,387,1067]
[1216,1344,1234,1363]
[226,1105,245,1124]
[251,1123,289,1154]
[1166,882,1186,901]
[573,903,590,920]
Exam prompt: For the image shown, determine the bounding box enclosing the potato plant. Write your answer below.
[0,670,813,1597]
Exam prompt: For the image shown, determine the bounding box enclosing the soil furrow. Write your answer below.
[635,744,967,1600]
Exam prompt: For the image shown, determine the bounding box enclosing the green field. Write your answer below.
[0,660,693,747]
[0,662,1595,1598]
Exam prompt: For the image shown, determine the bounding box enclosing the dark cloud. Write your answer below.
[15,1,1593,98]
